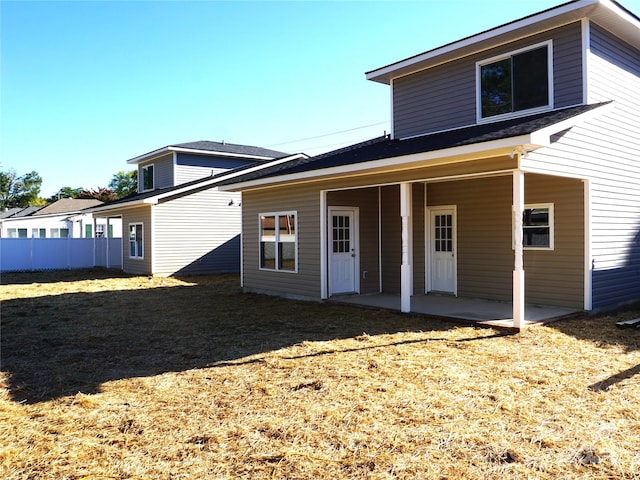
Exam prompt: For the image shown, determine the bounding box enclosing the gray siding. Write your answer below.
[242,185,322,300]
[393,22,583,138]
[380,185,401,294]
[120,206,153,275]
[523,22,640,309]
[138,153,173,191]
[153,188,242,276]
[327,188,380,294]
[175,154,255,185]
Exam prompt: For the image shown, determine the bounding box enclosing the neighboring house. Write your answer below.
[0,198,120,238]
[220,0,640,328]
[89,140,297,276]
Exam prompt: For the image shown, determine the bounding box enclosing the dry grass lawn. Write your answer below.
[1,269,639,479]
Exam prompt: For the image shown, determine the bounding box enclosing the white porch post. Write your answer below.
[320,190,328,299]
[513,170,525,329]
[400,182,412,313]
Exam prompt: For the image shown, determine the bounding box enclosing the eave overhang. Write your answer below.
[126,146,279,165]
[219,102,612,192]
[366,0,640,84]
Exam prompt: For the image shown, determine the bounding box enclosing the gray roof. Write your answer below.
[0,207,24,219]
[170,141,288,159]
[33,198,102,216]
[220,103,608,186]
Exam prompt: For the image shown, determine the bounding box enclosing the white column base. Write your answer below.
[513,269,525,329]
[401,263,411,313]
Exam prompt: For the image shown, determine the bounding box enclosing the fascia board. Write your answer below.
[366,0,597,84]
[220,135,537,191]
[126,147,171,164]
[167,147,277,161]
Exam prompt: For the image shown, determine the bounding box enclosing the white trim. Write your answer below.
[127,146,280,164]
[141,163,155,192]
[476,40,554,123]
[522,203,555,251]
[389,78,396,139]
[512,170,525,329]
[222,136,536,191]
[423,183,428,293]
[366,0,601,84]
[425,205,458,296]
[258,211,298,273]
[583,179,592,310]
[378,187,382,293]
[87,154,309,214]
[320,191,328,299]
[327,206,360,296]
[582,18,591,104]
[128,222,144,260]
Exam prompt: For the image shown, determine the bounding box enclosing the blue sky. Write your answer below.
[2,0,639,198]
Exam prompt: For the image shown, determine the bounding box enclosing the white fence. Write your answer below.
[0,237,122,272]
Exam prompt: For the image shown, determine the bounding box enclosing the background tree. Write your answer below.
[109,170,137,199]
[0,169,43,210]
[46,186,83,203]
[77,187,117,202]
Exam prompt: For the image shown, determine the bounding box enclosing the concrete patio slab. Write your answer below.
[331,293,577,328]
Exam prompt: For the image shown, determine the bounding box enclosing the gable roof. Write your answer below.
[126,140,289,165]
[33,198,102,216]
[219,103,610,190]
[367,0,640,84]
[87,153,309,214]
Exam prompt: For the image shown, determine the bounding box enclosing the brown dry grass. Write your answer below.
[1,269,639,479]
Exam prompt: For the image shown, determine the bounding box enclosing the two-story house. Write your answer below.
[89,140,294,276]
[220,0,640,328]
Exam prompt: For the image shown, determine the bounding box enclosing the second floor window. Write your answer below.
[478,42,552,120]
[142,164,154,191]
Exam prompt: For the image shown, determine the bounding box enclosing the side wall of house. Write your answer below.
[523,22,640,309]
[393,22,583,139]
[427,174,584,308]
[153,188,243,276]
[120,206,153,275]
[174,154,255,185]
[138,153,174,191]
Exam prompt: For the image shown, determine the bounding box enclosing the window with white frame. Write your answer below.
[522,204,554,249]
[129,223,143,258]
[31,228,46,238]
[96,224,105,237]
[478,41,552,120]
[50,228,69,238]
[7,228,27,238]
[142,164,154,191]
[259,212,297,271]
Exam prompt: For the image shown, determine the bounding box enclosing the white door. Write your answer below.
[429,207,456,294]
[329,208,358,295]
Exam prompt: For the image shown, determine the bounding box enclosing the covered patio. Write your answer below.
[331,292,578,328]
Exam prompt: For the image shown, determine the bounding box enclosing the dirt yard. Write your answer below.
[1,269,639,479]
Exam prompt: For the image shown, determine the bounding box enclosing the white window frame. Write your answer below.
[515,203,554,251]
[50,227,69,238]
[476,40,554,123]
[31,228,46,238]
[129,222,144,259]
[259,211,298,273]
[141,164,155,192]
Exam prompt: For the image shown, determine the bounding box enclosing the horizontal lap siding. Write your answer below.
[139,154,173,191]
[381,186,401,294]
[175,154,254,185]
[242,185,321,299]
[119,206,152,275]
[154,188,242,276]
[429,177,513,302]
[412,183,426,294]
[327,189,380,294]
[523,23,640,309]
[393,22,583,138]
[524,175,584,309]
